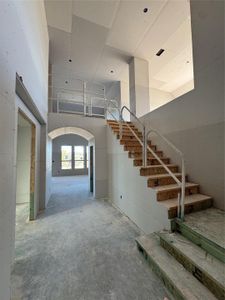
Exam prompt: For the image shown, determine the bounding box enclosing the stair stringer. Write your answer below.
[107,126,170,234]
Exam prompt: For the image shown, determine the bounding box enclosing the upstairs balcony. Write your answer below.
[48,76,119,119]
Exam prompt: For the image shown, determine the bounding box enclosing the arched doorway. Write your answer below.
[48,127,95,197]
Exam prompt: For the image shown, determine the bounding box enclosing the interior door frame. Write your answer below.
[18,109,36,221]
[90,145,94,194]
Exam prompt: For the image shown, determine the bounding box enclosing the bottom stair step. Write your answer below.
[157,231,225,300]
[175,208,225,263]
[136,234,217,300]
[161,194,213,219]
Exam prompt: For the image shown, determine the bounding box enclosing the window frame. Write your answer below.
[60,145,72,170]
[60,144,88,171]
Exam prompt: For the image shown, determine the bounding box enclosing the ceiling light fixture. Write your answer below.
[156,49,165,56]
[143,8,148,13]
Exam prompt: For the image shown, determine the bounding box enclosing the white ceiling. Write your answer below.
[45,0,193,93]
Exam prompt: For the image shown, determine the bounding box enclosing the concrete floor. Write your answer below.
[11,176,172,300]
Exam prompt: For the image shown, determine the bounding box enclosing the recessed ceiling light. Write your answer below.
[143,8,148,13]
[110,70,114,74]
[156,49,165,56]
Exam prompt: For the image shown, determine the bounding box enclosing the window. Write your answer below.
[60,145,88,170]
[74,146,85,169]
[61,146,72,169]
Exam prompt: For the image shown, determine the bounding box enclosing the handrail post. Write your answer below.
[142,127,146,167]
[180,158,185,220]
[119,113,123,140]
[56,100,59,113]
[83,81,86,116]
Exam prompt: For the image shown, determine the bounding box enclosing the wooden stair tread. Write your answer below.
[161,194,212,210]
[133,156,168,160]
[157,231,225,292]
[141,164,177,170]
[153,182,199,193]
[148,173,182,179]
[136,234,217,300]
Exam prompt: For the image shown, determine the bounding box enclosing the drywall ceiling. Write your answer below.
[45,0,193,93]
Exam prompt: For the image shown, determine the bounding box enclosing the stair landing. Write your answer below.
[182,208,225,250]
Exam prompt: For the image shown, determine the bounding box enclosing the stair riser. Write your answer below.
[140,166,179,176]
[174,218,225,263]
[168,199,213,219]
[121,141,152,147]
[159,237,225,300]
[134,158,170,167]
[118,137,143,142]
[157,186,199,201]
[107,121,134,126]
[148,175,182,187]
[124,145,157,151]
[110,125,136,130]
[117,135,143,140]
[136,241,186,300]
[128,151,164,159]
[112,128,139,132]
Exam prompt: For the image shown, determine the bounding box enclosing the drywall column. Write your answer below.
[129,57,150,117]
[120,81,130,121]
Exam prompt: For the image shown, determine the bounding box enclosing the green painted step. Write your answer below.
[174,209,225,263]
[157,231,225,300]
[136,234,217,300]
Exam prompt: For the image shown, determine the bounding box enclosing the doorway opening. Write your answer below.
[16,110,36,226]
[48,127,95,198]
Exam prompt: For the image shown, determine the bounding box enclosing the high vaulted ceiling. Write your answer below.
[45,0,193,93]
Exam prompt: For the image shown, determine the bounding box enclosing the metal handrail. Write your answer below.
[106,99,121,123]
[107,104,185,219]
[49,86,105,97]
[146,128,185,220]
[120,106,147,167]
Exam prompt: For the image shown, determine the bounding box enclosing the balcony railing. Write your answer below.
[48,78,119,118]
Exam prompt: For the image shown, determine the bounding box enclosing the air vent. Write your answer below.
[156,49,165,56]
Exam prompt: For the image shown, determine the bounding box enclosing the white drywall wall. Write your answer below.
[107,127,170,233]
[140,0,224,210]
[149,88,173,112]
[0,1,49,298]
[48,113,108,199]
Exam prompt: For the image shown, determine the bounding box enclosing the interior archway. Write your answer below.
[48,126,94,141]
[48,127,95,198]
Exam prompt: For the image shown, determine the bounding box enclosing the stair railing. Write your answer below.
[120,106,147,167]
[106,99,121,121]
[145,128,185,220]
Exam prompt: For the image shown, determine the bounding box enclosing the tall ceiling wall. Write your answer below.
[45,0,193,101]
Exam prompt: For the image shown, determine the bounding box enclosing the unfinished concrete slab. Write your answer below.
[11,176,172,300]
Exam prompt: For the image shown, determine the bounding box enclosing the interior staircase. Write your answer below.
[107,120,212,219]
[107,120,225,300]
